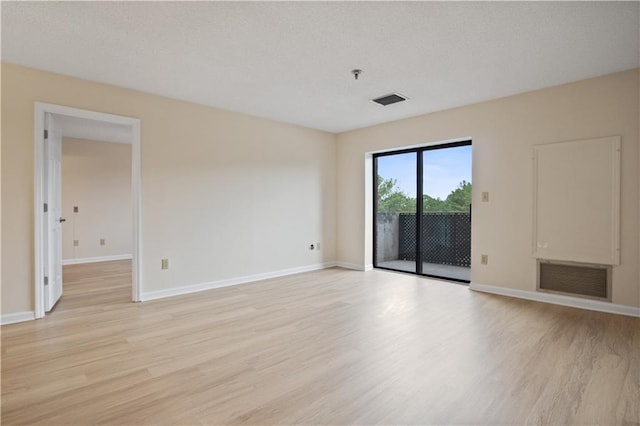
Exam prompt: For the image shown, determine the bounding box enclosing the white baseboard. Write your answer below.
[335,261,364,270]
[470,282,640,318]
[63,254,132,265]
[141,262,337,302]
[335,262,374,271]
[1,311,35,325]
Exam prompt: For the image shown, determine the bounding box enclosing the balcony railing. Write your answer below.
[376,212,471,268]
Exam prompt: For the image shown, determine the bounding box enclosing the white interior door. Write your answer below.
[44,113,64,311]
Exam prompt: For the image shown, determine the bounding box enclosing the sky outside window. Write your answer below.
[377,145,471,200]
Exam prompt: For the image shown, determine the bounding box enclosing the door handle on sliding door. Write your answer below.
[59,217,66,223]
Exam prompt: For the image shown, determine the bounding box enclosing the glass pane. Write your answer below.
[421,145,471,281]
[375,153,417,273]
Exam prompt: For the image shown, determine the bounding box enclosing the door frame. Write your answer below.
[34,102,142,318]
[44,113,63,311]
[372,139,472,283]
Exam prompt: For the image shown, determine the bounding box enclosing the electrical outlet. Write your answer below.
[161,259,169,270]
[73,240,79,247]
[100,238,105,246]
[73,206,79,213]
[482,192,489,202]
[481,254,488,265]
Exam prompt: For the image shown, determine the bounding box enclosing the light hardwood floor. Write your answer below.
[2,260,638,425]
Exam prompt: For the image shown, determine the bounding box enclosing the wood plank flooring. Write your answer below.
[2,260,638,425]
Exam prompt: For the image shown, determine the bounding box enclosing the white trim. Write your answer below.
[335,262,374,271]
[131,120,142,302]
[62,254,132,265]
[34,105,46,318]
[1,311,36,325]
[470,282,640,318]
[34,102,143,318]
[141,262,337,302]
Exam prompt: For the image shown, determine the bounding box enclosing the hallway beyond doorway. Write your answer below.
[55,260,131,312]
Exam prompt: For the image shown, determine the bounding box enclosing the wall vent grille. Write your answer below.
[538,261,609,300]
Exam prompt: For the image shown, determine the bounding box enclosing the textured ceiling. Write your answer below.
[3,2,639,133]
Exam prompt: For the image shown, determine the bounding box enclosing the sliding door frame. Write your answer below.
[373,140,472,283]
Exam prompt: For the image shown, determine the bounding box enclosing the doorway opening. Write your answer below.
[373,141,472,282]
[34,103,142,318]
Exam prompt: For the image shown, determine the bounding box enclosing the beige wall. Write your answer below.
[337,69,639,308]
[1,63,337,314]
[62,138,132,261]
[2,62,637,315]
[0,64,3,312]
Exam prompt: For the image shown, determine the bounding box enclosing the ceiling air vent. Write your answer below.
[371,93,407,106]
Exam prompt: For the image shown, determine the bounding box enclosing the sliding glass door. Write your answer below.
[374,152,417,273]
[374,141,472,282]
[421,144,472,281]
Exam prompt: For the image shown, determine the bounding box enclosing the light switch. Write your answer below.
[482,192,489,202]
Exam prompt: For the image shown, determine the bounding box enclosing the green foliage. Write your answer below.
[377,176,471,213]
[438,180,472,212]
[422,194,446,212]
[376,175,416,213]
